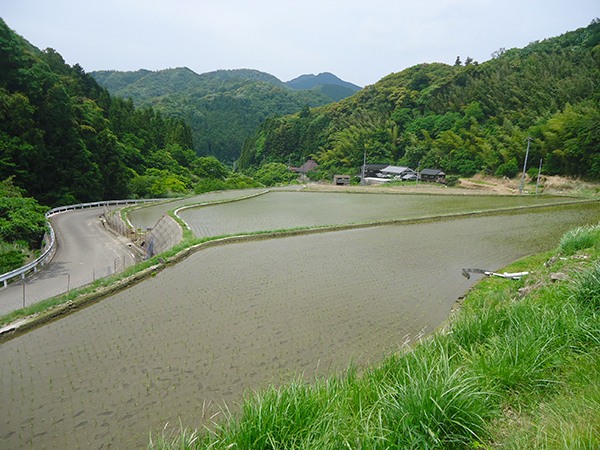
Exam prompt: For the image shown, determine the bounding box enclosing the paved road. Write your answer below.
[0,206,139,316]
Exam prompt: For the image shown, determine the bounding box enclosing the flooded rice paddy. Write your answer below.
[128,189,268,231]
[179,191,577,238]
[1,198,599,449]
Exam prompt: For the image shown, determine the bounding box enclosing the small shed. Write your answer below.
[333,175,351,186]
[420,168,446,183]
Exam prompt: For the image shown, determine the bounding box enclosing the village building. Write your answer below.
[362,164,390,178]
[380,165,415,179]
[333,175,351,185]
[290,159,319,180]
[360,164,447,184]
[420,168,446,183]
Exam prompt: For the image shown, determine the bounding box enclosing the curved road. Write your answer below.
[0,206,138,317]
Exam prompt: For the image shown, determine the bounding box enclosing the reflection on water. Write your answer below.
[0,201,599,449]
[129,189,267,230]
[180,191,579,238]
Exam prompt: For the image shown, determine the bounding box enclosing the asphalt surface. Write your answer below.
[0,206,139,317]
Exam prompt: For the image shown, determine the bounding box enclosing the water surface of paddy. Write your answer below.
[1,202,599,449]
[180,191,578,238]
[129,189,268,230]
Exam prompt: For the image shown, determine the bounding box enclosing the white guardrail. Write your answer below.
[0,198,163,287]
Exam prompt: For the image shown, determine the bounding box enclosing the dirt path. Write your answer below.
[304,174,600,197]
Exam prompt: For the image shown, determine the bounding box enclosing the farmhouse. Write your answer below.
[360,164,446,184]
[380,165,417,179]
[290,159,319,174]
[363,164,389,178]
[420,168,446,183]
[290,159,319,180]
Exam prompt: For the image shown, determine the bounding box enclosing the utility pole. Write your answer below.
[536,158,543,196]
[416,161,420,188]
[519,134,533,194]
[361,147,367,186]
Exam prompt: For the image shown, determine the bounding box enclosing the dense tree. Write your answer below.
[193,156,228,180]
[0,177,47,249]
[252,162,291,187]
[0,18,199,205]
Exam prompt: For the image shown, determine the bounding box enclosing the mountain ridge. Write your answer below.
[90,67,362,162]
[90,67,361,102]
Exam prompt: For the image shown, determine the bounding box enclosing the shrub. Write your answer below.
[527,166,542,180]
[0,191,48,249]
[446,174,461,187]
[0,248,25,273]
[253,163,290,186]
[194,178,227,194]
[193,176,261,194]
[495,158,519,178]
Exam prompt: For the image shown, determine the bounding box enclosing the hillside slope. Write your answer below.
[91,68,345,163]
[239,19,600,181]
[0,18,211,206]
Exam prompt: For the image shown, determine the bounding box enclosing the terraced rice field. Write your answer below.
[0,196,599,449]
[179,191,577,238]
[128,188,269,231]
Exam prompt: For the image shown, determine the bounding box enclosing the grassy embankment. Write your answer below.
[150,223,600,449]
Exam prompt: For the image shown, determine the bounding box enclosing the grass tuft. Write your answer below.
[569,261,600,311]
[558,223,600,255]
[148,421,199,450]
[375,341,494,449]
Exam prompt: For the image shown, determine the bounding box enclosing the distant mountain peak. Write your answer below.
[285,73,362,92]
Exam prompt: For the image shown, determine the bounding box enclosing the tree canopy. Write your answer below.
[0,18,209,206]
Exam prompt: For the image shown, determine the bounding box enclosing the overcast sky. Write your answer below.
[2,0,598,87]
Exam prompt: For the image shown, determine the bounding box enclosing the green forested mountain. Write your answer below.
[240,19,600,181]
[0,18,249,207]
[91,68,357,163]
[286,72,361,90]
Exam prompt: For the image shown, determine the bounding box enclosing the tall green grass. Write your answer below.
[570,261,600,311]
[558,222,600,255]
[374,342,493,449]
[154,346,495,450]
